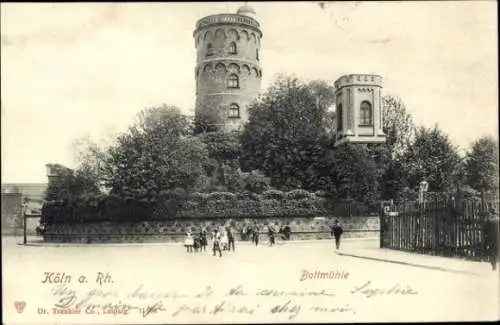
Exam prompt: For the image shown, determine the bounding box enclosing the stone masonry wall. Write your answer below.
[43,216,379,243]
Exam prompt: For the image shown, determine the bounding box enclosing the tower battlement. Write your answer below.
[194,14,261,35]
[334,74,383,90]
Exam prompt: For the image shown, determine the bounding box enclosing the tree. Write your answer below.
[382,95,416,159]
[239,76,335,190]
[73,136,111,193]
[324,110,336,137]
[103,105,209,197]
[239,170,271,193]
[194,99,225,134]
[192,167,271,194]
[465,136,499,194]
[377,95,416,200]
[401,125,461,192]
[333,143,380,203]
[201,130,241,163]
[191,130,242,191]
[44,164,100,201]
[380,158,409,201]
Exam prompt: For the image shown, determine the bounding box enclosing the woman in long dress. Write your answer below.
[220,229,229,251]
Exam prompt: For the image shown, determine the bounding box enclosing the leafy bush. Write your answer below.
[314,190,326,197]
[286,189,311,200]
[262,190,284,200]
[235,192,261,201]
[425,191,453,202]
[208,192,236,201]
[188,192,209,203]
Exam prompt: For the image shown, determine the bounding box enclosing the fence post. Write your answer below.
[379,203,383,248]
[479,191,486,259]
[23,210,27,245]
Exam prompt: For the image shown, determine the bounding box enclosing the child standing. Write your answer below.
[184,231,194,253]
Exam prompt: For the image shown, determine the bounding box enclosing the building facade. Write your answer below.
[193,6,263,132]
[1,184,46,235]
[334,74,386,145]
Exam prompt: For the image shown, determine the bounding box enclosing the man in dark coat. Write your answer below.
[483,205,499,271]
[284,224,291,240]
[200,230,208,251]
[331,219,344,250]
[252,223,260,246]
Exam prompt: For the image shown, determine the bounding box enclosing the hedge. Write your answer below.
[41,190,377,224]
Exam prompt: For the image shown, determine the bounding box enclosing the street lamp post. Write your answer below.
[415,179,429,249]
[419,179,429,209]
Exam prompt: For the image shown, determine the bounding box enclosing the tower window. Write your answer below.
[229,103,240,118]
[337,103,343,131]
[359,101,373,125]
[206,43,213,57]
[256,49,259,60]
[227,74,239,88]
[229,42,237,54]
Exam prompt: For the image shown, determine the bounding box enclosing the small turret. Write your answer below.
[237,5,256,19]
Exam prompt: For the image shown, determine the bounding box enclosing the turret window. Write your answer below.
[229,42,237,54]
[229,103,240,118]
[359,101,373,125]
[227,74,239,88]
[337,103,343,131]
[206,43,213,57]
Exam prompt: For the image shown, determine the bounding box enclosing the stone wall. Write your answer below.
[43,216,379,243]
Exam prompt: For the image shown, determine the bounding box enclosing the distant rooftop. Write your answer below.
[1,183,47,199]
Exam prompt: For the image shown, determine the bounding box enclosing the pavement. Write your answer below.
[11,235,497,277]
[336,238,497,277]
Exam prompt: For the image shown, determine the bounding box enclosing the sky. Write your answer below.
[1,1,498,183]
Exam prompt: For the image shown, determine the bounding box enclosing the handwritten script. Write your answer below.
[43,280,418,320]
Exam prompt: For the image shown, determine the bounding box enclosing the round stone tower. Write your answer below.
[193,5,263,132]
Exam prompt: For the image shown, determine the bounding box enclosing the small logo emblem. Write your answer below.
[14,301,26,313]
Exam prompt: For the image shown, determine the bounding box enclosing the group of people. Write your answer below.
[211,227,235,257]
[244,223,292,247]
[183,230,208,253]
[183,220,346,256]
[184,227,235,257]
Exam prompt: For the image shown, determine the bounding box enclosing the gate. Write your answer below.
[380,198,494,260]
